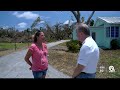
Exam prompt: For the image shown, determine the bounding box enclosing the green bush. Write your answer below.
[66,40,81,53]
[110,39,119,50]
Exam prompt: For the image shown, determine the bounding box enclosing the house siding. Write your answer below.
[90,27,104,47]
[104,24,120,48]
[72,29,78,40]
[94,19,105,27]
[72,17,120,49]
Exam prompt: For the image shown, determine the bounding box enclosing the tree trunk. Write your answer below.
[71,11,95,25]
[86,11,95,25]
[71,11,81,23]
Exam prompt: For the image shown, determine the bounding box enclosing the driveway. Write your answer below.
[0,40,70,78]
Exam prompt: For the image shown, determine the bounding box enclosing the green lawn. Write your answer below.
[0,43,29,51]
[0,43,29,57]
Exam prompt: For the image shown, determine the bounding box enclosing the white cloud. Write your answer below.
[2,26,9,29]
[13,11,39,19]
[39,21,45,24]
[45,16,50,19]
[17,22,27,28]
[13,11,19,16]
[51,11,64,14]
[13,11,50,20]
[40,16,50,20]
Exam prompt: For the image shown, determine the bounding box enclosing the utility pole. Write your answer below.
[14,26,17,51]
[27,28,30,47]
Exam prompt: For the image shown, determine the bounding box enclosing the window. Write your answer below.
[111,26,115,37]
[106,27,110,37]
[115,27,119,37]
[106,26,119,38]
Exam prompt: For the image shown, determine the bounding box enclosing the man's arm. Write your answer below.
[72,45,91,78]
[72,64,85,78]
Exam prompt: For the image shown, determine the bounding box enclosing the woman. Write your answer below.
[25,30,48,78]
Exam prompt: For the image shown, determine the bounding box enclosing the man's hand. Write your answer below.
[72,64,85,78]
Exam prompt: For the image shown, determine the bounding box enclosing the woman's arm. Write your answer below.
[45,45,49,60]
[24,49,32,67]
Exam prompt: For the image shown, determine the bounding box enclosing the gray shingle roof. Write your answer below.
[98,17,120,24]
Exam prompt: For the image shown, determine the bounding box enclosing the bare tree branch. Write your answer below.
[86,11,95,25]
[71,11,80,23]
[77,11,81,23]
[71,11,77,20]
[31,17,41,30]
[44,21,57,38]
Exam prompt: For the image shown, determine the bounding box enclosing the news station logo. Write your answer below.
[99,66,115,73]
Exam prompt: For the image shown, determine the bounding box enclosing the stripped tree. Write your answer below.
[71,11,95,45]
[71,11,95,25]
[31,17,41,32]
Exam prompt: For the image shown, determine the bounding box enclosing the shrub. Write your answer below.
[110,39,119,50]
[66,40,81,53]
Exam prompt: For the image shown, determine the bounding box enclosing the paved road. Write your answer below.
[0,40,71,78]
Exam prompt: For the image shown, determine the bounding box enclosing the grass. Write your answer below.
[0,43,29,57]
[48,43,78,76]
[96,49,120,78]
[48,42,120,78]
[59,42,67,46]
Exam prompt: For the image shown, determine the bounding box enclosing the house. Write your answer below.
[72,17,120,49]
[63,20,76,26]
[63,20,76,38]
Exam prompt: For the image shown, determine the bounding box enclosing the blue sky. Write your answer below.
[0,11,120,31]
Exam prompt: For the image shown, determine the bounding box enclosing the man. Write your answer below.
[72,23,99,78]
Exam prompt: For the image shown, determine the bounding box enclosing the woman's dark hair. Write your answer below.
[34,30,41,43]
